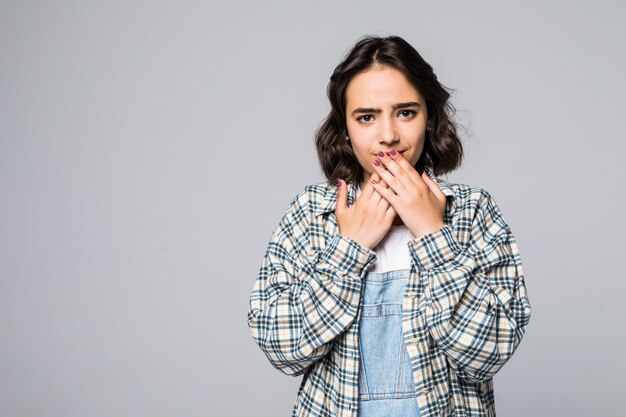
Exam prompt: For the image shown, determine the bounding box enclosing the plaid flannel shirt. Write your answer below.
[247,167,532,417]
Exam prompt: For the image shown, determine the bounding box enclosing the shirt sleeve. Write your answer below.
[407,189,532,383]
[247,187,377,376]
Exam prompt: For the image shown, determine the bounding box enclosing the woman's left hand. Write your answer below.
[370,150,447,239]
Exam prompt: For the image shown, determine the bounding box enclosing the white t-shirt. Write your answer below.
[356,183,415,273]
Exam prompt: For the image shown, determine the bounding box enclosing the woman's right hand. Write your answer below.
[335,171,396,250]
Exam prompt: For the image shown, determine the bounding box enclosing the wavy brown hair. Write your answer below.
[315,34,463,185]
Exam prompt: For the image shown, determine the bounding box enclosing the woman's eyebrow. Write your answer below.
[351,101,421,116]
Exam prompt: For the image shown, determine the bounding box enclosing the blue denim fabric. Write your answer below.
[357,269,421,417]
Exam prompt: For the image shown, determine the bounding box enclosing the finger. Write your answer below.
[377,175,389,189]
[361,171,383,199]
[372,157,404,196]
[357,171,375,198]
[385,204,396,222]
[367,173,385,205]
[371,180,398,207]
[335,178,348,215]
[382,150,424,187]
[375,176,391,209]
[421,170,445,199]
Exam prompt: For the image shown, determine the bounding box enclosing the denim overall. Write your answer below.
[357,268,421,417]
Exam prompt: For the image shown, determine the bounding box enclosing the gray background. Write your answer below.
[1,0,625,416]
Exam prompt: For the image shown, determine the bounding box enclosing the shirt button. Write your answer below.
[406,291,417,299]
[420,387,430,396]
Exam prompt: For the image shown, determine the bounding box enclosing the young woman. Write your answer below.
[247,35,532,417]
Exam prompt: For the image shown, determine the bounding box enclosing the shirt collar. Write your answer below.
[313,166,455,217]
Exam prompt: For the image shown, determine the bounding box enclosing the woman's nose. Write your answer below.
[379,118,399,144]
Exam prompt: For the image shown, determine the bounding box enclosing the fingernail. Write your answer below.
[338,179,342,187]
[373,159,381,166]
[390,149,397,156]
[377,151,385,157]
[371,179,378,184]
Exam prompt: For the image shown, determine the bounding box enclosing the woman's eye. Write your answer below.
[357,115,374,123]
[398,110,416,118]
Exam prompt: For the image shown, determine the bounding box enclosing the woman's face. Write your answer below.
[344,65,428,185]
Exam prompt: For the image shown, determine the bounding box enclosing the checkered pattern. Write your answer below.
[247,167,532,416]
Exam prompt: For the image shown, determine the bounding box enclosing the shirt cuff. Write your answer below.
[320,233,377,277]
[408,224,462,272]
